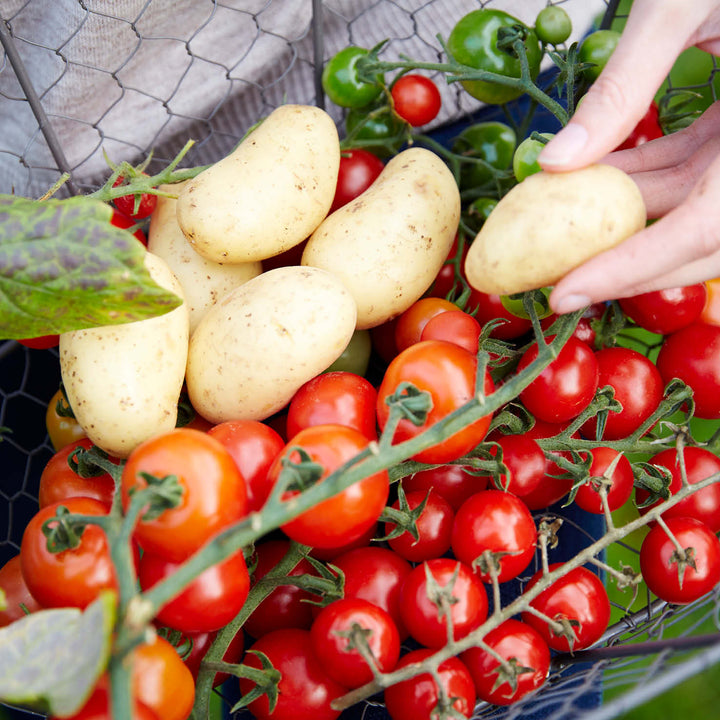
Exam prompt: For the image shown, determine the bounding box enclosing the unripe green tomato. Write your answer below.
[500,288,553,319]
[452,121,517,190]
[322,46,384,108]
[535,6,572,45]
[579,30,621,82]
[324,329,372,376]
[512,132,554,182]
[345,105,405,158]
[465,196,498,234]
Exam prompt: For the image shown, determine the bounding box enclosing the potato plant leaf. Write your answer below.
[0,194,182,339]
[0,592,115,716]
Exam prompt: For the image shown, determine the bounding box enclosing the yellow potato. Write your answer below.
[148,182,261,333]
[302,147,460,329]
[176,104,340,263]
[59,253,189,458]
[186,265,357,423]
[464,164,647,295]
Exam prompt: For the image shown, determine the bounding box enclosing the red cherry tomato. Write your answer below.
[573,446,634,514]
[311,597,401,688]
[17,335,59,349]
[483,433,546,496]
[0,555,43,627]
[468,288,533,340]
[384,649,476,720]
[518,336,599,424]
[376,340,495,464]
[399,557,488,649]
[269,424,389,549]
[49,678,158,720]
[139,548,249,633]
[619,284,707,335]
[110,208,148,245]
[121,428,248,561]
[113,174,157,219]
[401,463,488,512]
[207,419,285,513]
[239,628,347,720]
[330,149,385,212]
[391,74,442,127]
[420,309,482,354]
[640,516,720,605]
[181,628,245,686]
[656,323,720,419]
[286,371,378,441]
[460,618,550,705]
[451,489,537,583]
[394,297,459,352]
[614,101,664,150]
[522,564,611,652]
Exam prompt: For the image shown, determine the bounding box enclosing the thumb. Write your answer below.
[539,0,713,172]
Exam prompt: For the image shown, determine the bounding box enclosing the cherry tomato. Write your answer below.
[0,554,42,627]
[308,520,378,561]
[535,5,572,45]
[614,101,664,150]
[513,132,555,181]
[465,196,499,234]
[573,447,634,514]
[370,316,400,365]
[139,548,249,633]
[239,628,347,720]
[452,120,516,190]
[522,564,611,652]
[385,488,454,563]
[619,284,707,335]
[113,174,157,219]
[579,29,621,82]
[49,678,159,720]
[582,346,664,440]
[323,328,373,376]
[460,618,550,705]
[17,335,59,349]
[132,634,195,720]
[181,628,245,686]
[206,419,285,514]
[121,428,248,561]
[399,557,488,649]
[46,387,87,451]
[110,209,148,245]
[376,340,495,464]
[394,297,459,352]
[391,74,441,126]
[482,433,546,496]
[518,335,599,424]
[20,497,117,609]
[38,437,115,510]
[384,648,476,720]
[311,597,401,688]
[322,46,383,108]
[640,516,720,605]
[244,538,320,639]
[451,489,537,583]
[467,287,533,339]
[330,149,385,213]
[345,104,405,158]
[656,323,720,419]
[447,9,543,105]
[420,310,482,355]
[636,446,720,532]
[286,371,378,441]
[329,546,413,639]
[269,424,389,549]
[402,464,488,512]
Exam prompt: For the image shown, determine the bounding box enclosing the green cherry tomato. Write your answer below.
[500,288,553,319]
[512,132,554,182]
[535,6,572,45]
[322,46,384,109]
[447,9,543,105]
[465,197,498,234]
[345,104,406,158]
[579,30,621,82]
[452,121,517,191]
[324,329,372,376]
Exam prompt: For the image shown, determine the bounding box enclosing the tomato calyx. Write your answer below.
[496,23,533,58]
[377,485,430,542]
[41,504,89,552]
[487,655,539,696]
[277,447,326,493]
[231,650,282,714]
[67,443,117,480]
[383,381,434,427]
[130,472,185,521]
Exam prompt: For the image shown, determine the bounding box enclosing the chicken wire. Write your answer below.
[2,1,720,719]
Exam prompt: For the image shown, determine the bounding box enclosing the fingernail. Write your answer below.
[553,293,591,315]
[539,124,589,168]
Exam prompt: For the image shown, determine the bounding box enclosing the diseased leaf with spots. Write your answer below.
[0,592,115,716]
[0,194,182,339]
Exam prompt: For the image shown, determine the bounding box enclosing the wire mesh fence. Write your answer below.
[2,1,720,719]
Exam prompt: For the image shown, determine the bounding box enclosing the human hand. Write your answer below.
[536,0,720,314]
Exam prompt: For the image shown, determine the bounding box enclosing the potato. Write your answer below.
[464,164,647,295]
[186,265,356,423]
[59,253,189,458]
[302,147,460,329]
[148,182,262,333]
[176,104,340,263]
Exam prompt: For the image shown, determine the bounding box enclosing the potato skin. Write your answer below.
[148,182,261,333]
[176,105,340,263]
[464,164,647,295]
[186,266,357,423]
[59,253,189,459]
[301,147,460,329]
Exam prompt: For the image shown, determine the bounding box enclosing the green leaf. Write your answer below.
[0,194,182,339]
[0,592,115,716]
